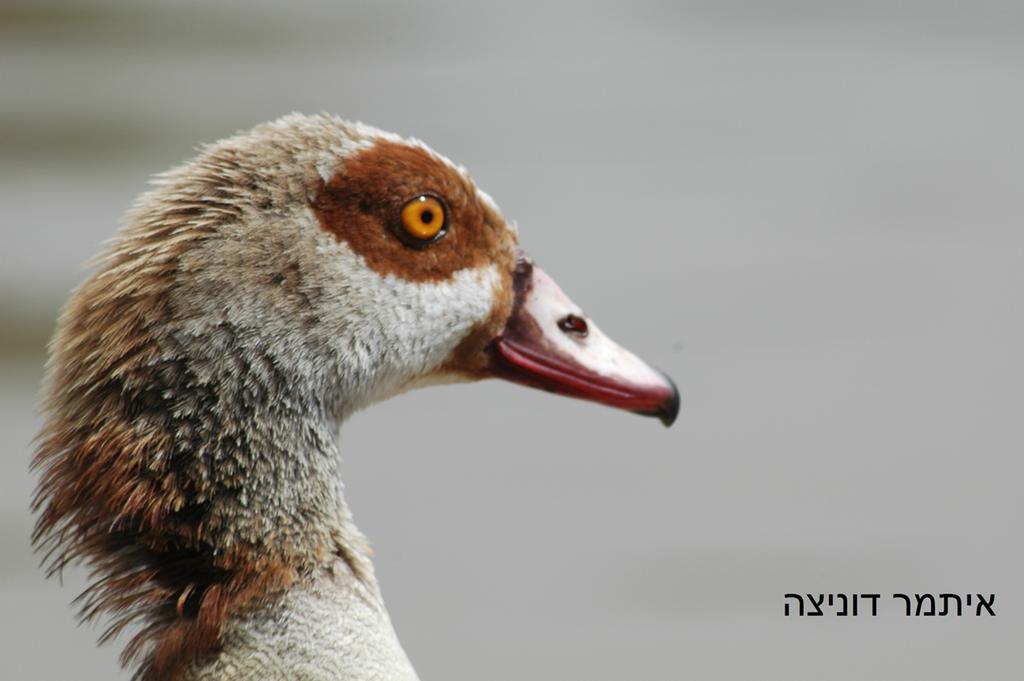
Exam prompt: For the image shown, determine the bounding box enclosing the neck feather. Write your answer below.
[34,270,373,681]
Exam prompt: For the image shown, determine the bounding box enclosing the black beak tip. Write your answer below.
[631,373,680,427]
[656,373,680,427]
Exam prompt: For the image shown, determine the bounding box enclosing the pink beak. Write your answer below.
[488,251,679,426]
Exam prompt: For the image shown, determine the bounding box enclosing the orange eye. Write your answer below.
[400,194,448,244]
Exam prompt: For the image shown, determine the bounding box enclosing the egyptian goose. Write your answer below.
[32,114,678,681]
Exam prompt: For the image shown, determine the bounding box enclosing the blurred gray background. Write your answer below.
[2,1,1022,679]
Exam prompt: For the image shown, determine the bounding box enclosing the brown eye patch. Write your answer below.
[312,139,514,283]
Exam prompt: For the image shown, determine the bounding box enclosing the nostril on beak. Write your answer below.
[558,314,589,338]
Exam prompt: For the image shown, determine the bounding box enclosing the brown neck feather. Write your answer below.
[32,171,366,681]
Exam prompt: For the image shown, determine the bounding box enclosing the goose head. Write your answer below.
[33,113,677,680]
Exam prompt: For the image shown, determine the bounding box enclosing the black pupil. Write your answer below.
[420,209,434,224]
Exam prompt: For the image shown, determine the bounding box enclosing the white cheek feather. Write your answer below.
[310,216,500,405]
[174,117,509,413]
[175,202,500,416]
